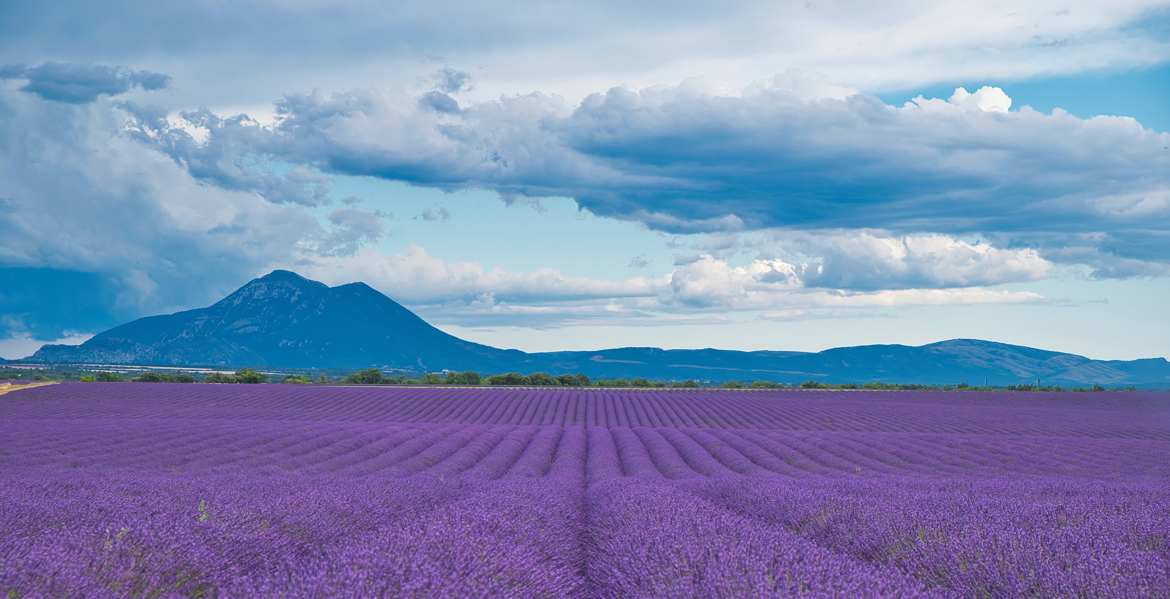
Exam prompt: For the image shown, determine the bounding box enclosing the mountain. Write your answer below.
[26,270,1170,387]
[30,271,521,372]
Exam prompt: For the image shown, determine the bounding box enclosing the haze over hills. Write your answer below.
[23,270,1170,387]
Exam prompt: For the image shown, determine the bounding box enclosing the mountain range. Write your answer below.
[21,270,1170,387]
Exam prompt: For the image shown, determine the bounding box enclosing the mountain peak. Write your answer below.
[256,269,311,283]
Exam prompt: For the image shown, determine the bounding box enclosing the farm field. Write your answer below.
[2,384,1169,597]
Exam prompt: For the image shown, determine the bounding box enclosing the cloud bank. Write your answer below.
[150,77,1169,276]
[0,59,1162,343]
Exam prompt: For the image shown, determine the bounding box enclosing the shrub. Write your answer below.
[282,375,312,384]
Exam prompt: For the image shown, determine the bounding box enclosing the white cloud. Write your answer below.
[302,246,667,305]
[294,244,1045,330]
[665,253,1042,311]
[770,231,1052,290]
[947,86,1012,113]
[3,1,1167,109]
[0,332,92,360]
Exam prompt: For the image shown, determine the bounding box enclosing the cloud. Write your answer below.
[0,62,168,103]
[317,207,389,256]
[0,331,93,360]
[294,245,1044,331]
[2,69,1054,341]
[2,2,1167,112]
[124,106,334,206]
[669,255,800,308]
[627,255,649,269]
[433,67,472,94]
[161,76,1169,275]
[302,245,665,306]
[415,206,451,221]
[419,91,461,114]
[666,254,1043,312]
[0,84,386,324]
[762,231,1052,290]
[945,86,1012,113]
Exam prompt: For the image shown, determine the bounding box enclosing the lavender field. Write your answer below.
[2,383,1169,597]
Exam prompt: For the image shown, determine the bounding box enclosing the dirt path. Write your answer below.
[0,381,57,397]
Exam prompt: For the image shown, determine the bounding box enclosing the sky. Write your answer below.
[1,1,1169,360]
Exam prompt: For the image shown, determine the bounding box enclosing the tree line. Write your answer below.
[40,366,1129,391]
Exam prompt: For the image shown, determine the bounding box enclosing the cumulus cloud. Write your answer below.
[945,86,1012,113]
[151,76,1169,275]
[0,62,168,103]
[0,84,371,323]
[669,256,800,308]
[666,254,1043,312]
[766,231,1052,290]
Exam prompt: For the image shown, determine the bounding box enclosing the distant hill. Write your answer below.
[26,270,1170,387]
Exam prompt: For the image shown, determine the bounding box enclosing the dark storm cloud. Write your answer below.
[0,62,169,103]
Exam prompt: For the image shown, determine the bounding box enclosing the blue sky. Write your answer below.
[1,1,1168,360]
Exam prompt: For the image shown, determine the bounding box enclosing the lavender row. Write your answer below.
[9,382,1170,438]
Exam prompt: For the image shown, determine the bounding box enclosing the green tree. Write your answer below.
[556,373,590,386]
[528,372,556,386]
[205,372,238,384]
[282,375,312,384]
[487,372,528,386]
[343,368,386,385]
[234,368,267,384]
[447,371,482,385]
